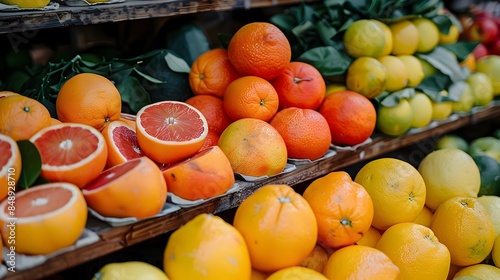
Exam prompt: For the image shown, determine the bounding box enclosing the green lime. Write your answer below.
[473,155,500,196]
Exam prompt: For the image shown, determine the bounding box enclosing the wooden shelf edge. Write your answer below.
[0,0,311,34]
[4,104,499,280]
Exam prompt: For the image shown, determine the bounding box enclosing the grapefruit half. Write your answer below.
[135,101,208,164]
[102,120,145,168]
[0,134,21,201]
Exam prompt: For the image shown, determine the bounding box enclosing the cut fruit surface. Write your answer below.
[102,120,145,168]
[0,182,88,255]
[0,133,21,201]
[30,123,108,188]
[136,101,208,164]
[82,156,167,219]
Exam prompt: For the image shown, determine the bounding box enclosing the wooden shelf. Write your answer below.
[4,104,499,280]
[0,0,310,34]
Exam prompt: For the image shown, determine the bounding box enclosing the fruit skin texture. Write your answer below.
[375,223,451,280]
[300,244,329,273]
[492,234,500,268]
[408,92,433,129]
[323,245,400,280]
[101,120,144,168]
[218,118,287,177]
[0,134,21,201]
[189,48,241,98]
[376,99,413,137]
[377,55,408,92]
[30,123,108,189]
[92,261,170,280]
[82,157,167,219]
[233,184,318,272]
[227,22,291,81]
[319,90,376,146]
[477,195,500,238]
[266,266,328,280]
[0,182,88,255]
[476,55,500,96]
[355,226,382,248]
[184,95,232,135]
[390,20,419,55]
[430,197,495,266]
[354,158,426,230]
[345,57,387,99]
[398,55,424,88]
[271,61,325,110]
[453,264,500,279]
[413,17,440,53]
[467,72,494,106]
[161,146,235,201]
[56,73,122,132]
[431,90,454,120]
[302,171,373,249]
[418,148,480,211]
[164,213,251,280]
[269,107,331,161]
[342,19,386,58]
[0,94,51,141]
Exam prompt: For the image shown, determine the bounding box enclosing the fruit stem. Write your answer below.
[294,77,313,83]
[340,218,352,227]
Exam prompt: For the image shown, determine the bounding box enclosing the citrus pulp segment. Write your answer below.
[30,123,108,188]
[102,120,145,168]
[0,133,21,201]
[136,101,208,164]
[0,182,87,255]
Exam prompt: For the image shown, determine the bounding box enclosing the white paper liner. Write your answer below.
[0,265,6,278]
[287,149,337,166]
[0,1,58,11]
[330,137,373,152]
[62,0,124,6]
[88,202,181,227]
[2,229,99,271]
[235,163,297,182]
[167,181,244,208]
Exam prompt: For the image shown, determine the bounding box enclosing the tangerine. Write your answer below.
[185,94,232,135]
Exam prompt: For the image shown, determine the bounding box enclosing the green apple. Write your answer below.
[469,136,500,163]
[436,134,469,152]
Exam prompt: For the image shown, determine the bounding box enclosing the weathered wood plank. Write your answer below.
[4,105,499,280]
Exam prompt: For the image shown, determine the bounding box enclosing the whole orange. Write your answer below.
[185,94,232,135]
[430,196,495,266]
[233,184,318,272]
[189,48,241,98]
[56,73,122,131]
[227,22,291,80]
[218,118,287,177]
[266,266,328,280]
[271,61,325,110]
[302,171,374,249]
[318,90,376,146]
[270,107,331,160]
[323,245,400,279]
[300,244,330,273]
[223,76,279,122]
[375,222,451,280]
[199,130,219,151]
[0,94,51,140]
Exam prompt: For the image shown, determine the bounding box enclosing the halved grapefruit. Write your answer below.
[82,156,167,219]
[102,120,145,168]
[0,134,21,201]
[0,182,88,255]
[162,146,234,201]
[135,101,208,164]
[29,123,108,188]
[0,91,17,99]
[119,112,137,130]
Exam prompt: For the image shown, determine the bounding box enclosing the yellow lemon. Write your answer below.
[408,92,433,128]
[390,20,419,55]
[453,264,500,279]
[452,83,474,113]
[376,98,413,136]
[492,234,500,268]
[378,55,409,92]
[373,20,393,56]
[476,55,500,96]
[419,57,438,78]
[467,72,494,106]
[412,205,433,227]
[439,25,460,45]
[431,90,453,120]
[325,83,347,97]
[355,226,382,248]
[398,55,424,87]
[343,19,386,58]
[266,266,328,280]
[345,56,387,99]
[413,18,440,53]
[477,195,500,238]
[92,261,170,280]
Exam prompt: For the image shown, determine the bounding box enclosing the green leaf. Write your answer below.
[133,69,165,84]
[17,140,42,189]
[162,23,211,66]
[380,88,416,107]
[416,47,467,82]
[115,75,152,113]
[296,46,352,77]
[447,80,466,102]
[439,41,480,62]
[416,72,452,98]
[164,52,191,74]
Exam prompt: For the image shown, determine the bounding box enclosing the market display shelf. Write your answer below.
[4,104,499,280]
[0,0,312,34]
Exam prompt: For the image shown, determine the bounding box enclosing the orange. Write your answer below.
[355,226,382,247]
[30,123,108,188]
[56,73,122,131]
[223,76,279,122]
[119,112,136,130]
[271,61,325,110]
[101,120,145,168]
[266,266,328,280]
[161,146,234,201]
[300,244,330,273]
[318,90,376,146]
[0,133,21,201]
[460,53,476,73]
[164,213,251,280]
[269,107,331,160]
[185,94,232,135]
[0,182,87,255]
[233,184,317,272]
[227,22,291,80]
[0,91,18,99]
[218,118,287,177]
[82,156,167,219]
[430,196,495,266]
[50,118,62,126]
[413,205,434,227]
[354,158,426,230]
[136,101,208,164]
[323,245,400,279]
[189,48,241,98]
[453,264,500,279]
[302,171,374,249]
[375,223,451,280]
[199,130,219,151]
[0,94,51,141]
[251,269,269,280]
